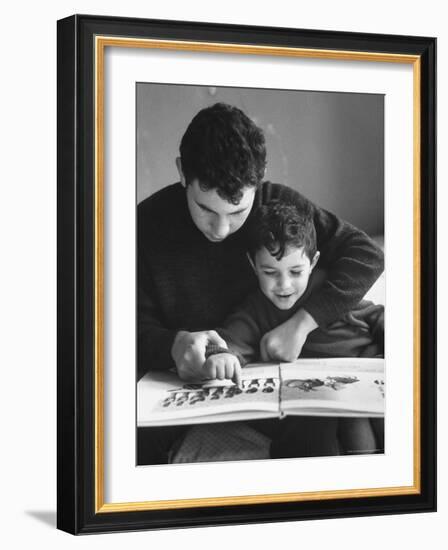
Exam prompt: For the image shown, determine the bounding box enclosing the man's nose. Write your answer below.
[212,217,230,239]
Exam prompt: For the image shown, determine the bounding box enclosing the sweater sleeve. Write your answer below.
[216,296,262,366]
[137,200,178,380]
[137,282,178,380]
[266,183,384,325]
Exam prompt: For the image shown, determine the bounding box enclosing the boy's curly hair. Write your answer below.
[179,103,266,204]
[248,200,317,261]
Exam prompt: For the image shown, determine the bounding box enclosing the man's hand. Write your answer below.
[203,353,242,386]
[171,330,228,382]
[260,308,318,362]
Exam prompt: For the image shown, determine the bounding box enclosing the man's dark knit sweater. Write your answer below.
[138,182,384,379]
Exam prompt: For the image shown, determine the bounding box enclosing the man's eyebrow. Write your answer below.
[195,200,248,215]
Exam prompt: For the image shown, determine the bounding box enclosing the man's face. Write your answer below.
[185,179,256,242]
[253,245,318,310]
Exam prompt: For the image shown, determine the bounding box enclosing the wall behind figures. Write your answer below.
[137,83,384,235]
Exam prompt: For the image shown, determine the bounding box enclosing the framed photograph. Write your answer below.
[57,14,436,534]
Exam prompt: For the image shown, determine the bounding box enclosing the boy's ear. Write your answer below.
[176,157,186,187]
[246,252,256,272]
[310,251,320,271]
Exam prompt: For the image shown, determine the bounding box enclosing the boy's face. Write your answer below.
[185,179,255,242]
[253,246,318,310]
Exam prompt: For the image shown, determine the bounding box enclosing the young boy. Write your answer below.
[204,200,384,457]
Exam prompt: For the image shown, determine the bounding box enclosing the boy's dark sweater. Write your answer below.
[138,182,384,379]
[216,284,385,365]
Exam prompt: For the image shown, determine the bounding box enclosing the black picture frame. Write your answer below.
[57,14,436,534]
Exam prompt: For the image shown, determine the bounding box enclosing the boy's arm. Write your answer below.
[216,296,263,365]
[260,309,317,362]
[201,298,263,384]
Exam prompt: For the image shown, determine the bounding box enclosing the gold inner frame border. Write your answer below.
[94,36,421,513]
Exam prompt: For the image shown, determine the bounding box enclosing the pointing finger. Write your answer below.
[233,361,242,388]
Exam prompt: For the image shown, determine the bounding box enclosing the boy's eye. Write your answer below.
[291,270,303,276]
[262,270,276,276]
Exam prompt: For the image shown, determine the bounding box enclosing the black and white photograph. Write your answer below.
[53,13,435,536]
[0,0,442,544]
[136,84,386,466]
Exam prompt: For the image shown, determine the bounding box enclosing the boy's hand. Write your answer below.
[203,353,242,386]
[171,330,228,382]
[260,308,318,362]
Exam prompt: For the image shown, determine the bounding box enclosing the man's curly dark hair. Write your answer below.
[248,200,317,261]
[179,103,266,204]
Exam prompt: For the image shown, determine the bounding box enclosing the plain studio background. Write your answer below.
[0,1,444,549]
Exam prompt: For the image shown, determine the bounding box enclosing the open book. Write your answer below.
[138,358,384,427]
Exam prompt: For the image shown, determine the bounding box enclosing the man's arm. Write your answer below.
[138,281,228,382]
[306,211,384,325]
[137,284,178,380]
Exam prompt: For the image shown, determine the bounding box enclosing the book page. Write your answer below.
[280,358,384,417]
[138,364,281,427]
